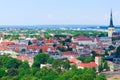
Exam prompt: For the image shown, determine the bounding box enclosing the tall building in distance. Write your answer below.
[108,10,115,37]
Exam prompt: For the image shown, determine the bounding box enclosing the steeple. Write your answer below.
[109,10,114,28]
[108,9,115,37]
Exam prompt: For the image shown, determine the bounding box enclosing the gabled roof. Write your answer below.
[73,35,95,41]
[79,62,97,67]
[69,58,81,64]
[1,41,14,45]
[44,38,57,43]
[93,49,104,54]
[0,46,8,50]
[17,55,33,62]
[61,51,78,57]
[27,45,54,52]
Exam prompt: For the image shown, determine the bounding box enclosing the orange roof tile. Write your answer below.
[61,51,78,57]
[93,49,104,54]
[79,62,97,67]
[69,58,81,64]
[0,46,8,50]
[1,41,14,45]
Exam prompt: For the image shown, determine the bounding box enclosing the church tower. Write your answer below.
[108,10,115,37]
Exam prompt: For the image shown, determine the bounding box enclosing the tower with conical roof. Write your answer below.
[108,10,115,37]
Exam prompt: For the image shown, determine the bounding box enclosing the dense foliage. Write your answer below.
[116,45,120,55]
[0,54,107,80]
[77,56,94,63]
[3,29,108,40]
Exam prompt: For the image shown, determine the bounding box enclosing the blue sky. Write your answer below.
[0,0,120,25]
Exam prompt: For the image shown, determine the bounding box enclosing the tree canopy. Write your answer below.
[0,55,107,80]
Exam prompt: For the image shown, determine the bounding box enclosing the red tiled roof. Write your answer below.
[69,58,81,64]
[73,35,93,41]
[14,47,19,52]
[1,41,14,45]
[44,38,57,43]
[32,39,38,43]
[27,45,40,49]
[17,55,33,62]
[83,50,91,54]
[27,45,54,52]
[61,51,78,57]
[79,62,97,67]
[41,45,54,52]
[72,44,77,48]
[0,46,8,50]
[15,44,27,46]
[93,49,104,54]
[96,43,104,46]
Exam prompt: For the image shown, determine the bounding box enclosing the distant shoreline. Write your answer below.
[0,25,120,30]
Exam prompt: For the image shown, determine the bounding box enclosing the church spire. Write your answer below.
[109,9,114,27]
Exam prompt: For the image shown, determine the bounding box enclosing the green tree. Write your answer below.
[56,70,74,80]
[109,45,115,51]
[53,43,57,48]
[21,48,26,54]
[18,68,30,79]
[103,61,109,71]
[30,67,39,76]
[62,60,70,70]
[8,68,18,76]
[67,47,73,51]
[82,68,96,80]
[71,64,77,71]
[41,68,58,80]
[28,40,32,45]
[65,38,71,43]
[70,75,80,80]
[104,50,109,56]
[116,46,120,55]
[91,51,97,58]
[32,53,49,68]
[0,60,3,67]
[36,35,42,39]
[98,65,103,72]
[52,59,63,69]
[78,56,94,63]
[95,73,107,80]
[0,68,7,78]
[39,49,43,53]
[77,56,85,62]
[32,61,40,68]
[47,57,54,64]
[19,61,30,69]
[57,46,67,52]
[22,74,37,80]
[4,58,22,69]
[84,56,94,63]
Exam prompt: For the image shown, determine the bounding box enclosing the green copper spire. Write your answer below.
[109,10,114,27]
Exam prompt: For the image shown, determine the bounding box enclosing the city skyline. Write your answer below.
[0,0,120,25]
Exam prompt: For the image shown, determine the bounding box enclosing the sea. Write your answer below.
[0,25,120,31]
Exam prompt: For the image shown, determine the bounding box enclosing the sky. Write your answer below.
[0,0,120,25]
